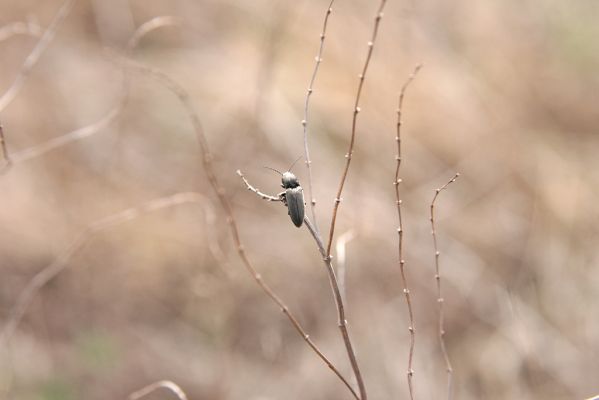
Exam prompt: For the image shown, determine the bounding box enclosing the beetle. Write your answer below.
[265,157,305,228]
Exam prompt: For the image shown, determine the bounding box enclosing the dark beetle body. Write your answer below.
[281,171,305,227]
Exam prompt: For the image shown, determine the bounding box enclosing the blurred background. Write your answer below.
[1,0,598,399]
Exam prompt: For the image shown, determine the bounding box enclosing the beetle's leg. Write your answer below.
[278,191,287,206]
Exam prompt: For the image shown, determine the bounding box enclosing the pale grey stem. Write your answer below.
[0,0,75,112]
[302,0,336,236]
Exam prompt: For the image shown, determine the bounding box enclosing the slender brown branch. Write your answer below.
[128,380,188,400]
[326,0,387,257]
[321,4,389,397]
[0,192,206,349]
[126,60,360,400]
[430,172,460,400]
[6,16,179,165]
[304,217,367,400]
[394,64,422,400]
[0,122,11,173]
[0,0,75,112]
[302,0,336,235]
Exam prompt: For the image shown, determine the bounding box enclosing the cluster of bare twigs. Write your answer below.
[0,1,463,399]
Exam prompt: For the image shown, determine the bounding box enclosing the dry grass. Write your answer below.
[1,1,599,399]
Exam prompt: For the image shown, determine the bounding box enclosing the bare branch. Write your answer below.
[302,0,336,235]
[236,170,282,202]
[394,64,422,400]
[125,58,360,400]
[0,0,75,112]
[430,172,460,400]
[128,380,189,400]
[7,16,180,165]
[326,0,387,257]
[321,3,389,398]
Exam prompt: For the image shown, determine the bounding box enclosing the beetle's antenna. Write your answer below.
[287,155,303,172]
[263,166,283,175]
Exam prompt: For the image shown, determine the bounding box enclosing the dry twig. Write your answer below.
[302,0,336,235]
[0,0,75,112]
[320,3,389,397]
[394,64,422,400]
[5,16,179,165]
[326,0,388,261]
[430,172,460,400]
[128,380,189,400]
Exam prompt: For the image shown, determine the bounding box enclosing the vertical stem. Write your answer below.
[394,64,422,400]
[302,0,336,235]
[304,217,366,400]
[430,173,460,400]
[326,0,387,257]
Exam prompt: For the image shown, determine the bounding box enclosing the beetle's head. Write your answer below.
[281,171,300,189]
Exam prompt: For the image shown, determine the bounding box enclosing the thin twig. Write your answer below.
[125,60,360,400]
[0,0,75,112]
[0,192,205,349]
[128,380,189,400]
[303,216,367,399]
[0,122,11,173]
[5,16,179,165]
[326,0,387,257]
[394,64,421,400]
[430,172,460,400]
[302,0,336,235]
[322,3,389,397]
[236,170,281,202]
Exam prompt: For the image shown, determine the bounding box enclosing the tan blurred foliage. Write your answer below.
[1,0,599,399]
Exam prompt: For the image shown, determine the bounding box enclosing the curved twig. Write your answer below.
[394,64,422,400]
[0,0,75,112]
[430,172,460,400]
[302,0,336,235]
[128,380,188,400]
[6,16,179,165]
